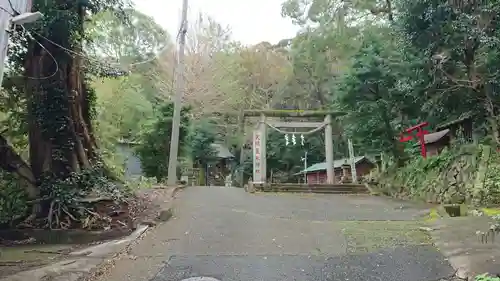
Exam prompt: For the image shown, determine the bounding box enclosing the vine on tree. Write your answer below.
[0,0,133,228]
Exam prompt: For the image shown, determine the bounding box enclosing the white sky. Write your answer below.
[133,0,300,45]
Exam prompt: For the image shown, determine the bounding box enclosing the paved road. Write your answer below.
[146,187,454,281]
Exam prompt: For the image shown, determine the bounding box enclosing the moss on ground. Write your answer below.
[423,208,441,222]
[338,221,432,253]
[482,207,500,216]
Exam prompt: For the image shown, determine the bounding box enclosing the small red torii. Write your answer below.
[399,122,430,158]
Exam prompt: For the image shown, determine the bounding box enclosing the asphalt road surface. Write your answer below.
[149,187,454,281]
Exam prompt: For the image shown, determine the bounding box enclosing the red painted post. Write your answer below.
[399,122,430,158]
[416,128,429,158]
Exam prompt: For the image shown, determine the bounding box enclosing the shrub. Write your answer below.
[0,171,28,226]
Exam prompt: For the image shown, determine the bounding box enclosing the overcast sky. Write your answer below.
[133,0,300,45]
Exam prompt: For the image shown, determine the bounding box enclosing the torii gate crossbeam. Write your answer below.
[242,110,346,186]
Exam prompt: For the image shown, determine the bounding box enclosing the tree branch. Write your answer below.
[0,133,38,198]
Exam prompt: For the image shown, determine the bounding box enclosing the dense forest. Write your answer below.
[0,0,499,228]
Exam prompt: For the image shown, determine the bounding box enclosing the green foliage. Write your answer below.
[266,131,342,182]
[338,29,408,159]
[1,0,499,227]
[377,145,500,204]
[475,273,500,281]
[94,76,155,142]
[483,153,500,204]
[136,103,191,180]
[0,0,141,228]
[39,163,126,205]
[86,8,169,103]
[86,8,170,64]
[86,8,169,178]
[24,1,126,154]
[186,119,218,166]
[4,0,133,178]
[0,172,28,226]
[391,148,456,194]
[281,0,500,158]
[34,162,129,229]
[281,0,382,26]
[124,176,158,190]
[393,0,500,132]
[0,78,29,155]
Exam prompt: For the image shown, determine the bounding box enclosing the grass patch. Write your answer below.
[482,208,500,216]
[338,221,432,253]
[423,208,441,222]
[422,205,470,221]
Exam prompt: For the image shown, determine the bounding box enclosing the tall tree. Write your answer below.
[337,29,414,162]
[136,103,191,180]
[395,0,500,144]
[86,8,171,103]
[0,0,131,222]
[86,8,170,64]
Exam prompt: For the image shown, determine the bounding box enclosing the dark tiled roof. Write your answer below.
[423,129,450,144]
[211,143,234,159]
[295,156,369,174]
[436,114,472,130]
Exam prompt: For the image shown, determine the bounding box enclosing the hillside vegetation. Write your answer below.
[375,145,500,205]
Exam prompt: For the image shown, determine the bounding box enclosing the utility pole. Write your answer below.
[301,151,308,184]
[0,0,42,88]
[166,0,189,186]
[348,139,357,183]
[0,3,11,88]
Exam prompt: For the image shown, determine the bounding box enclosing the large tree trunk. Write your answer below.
[484,85,500,146]
[0,133,42,220]
[0,134,38,198]
[24,3,95,181]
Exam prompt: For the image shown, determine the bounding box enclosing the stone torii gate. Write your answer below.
[240,110,345,185]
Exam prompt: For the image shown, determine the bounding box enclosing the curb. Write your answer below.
[422,215,500,281]
[83,185,186,281]
[154,184,186,223]
[418,226,470,281]
[171,184,186,198]
[0,227,151,281]
[79,226,151,281]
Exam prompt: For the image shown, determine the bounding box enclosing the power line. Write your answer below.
[27,28,171,71]
[0,6,13,16]
[6,0,19,15]
[0,0,40,88]
[21,26,59,80]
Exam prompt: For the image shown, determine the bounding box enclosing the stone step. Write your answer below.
[266,189,365,194]
[268,186,358,191]
[260,184,369,194]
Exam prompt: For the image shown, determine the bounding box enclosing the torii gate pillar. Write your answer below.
[245,110,344,187]
[252,114,266,183]
[324,114,335,184]
[260,114,267,183]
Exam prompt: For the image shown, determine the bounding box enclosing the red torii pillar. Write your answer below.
[399,122,430,158]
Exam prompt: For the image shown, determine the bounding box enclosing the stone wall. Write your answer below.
[373,145,500,205]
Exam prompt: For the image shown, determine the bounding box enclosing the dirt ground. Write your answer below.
[0,186,175,279]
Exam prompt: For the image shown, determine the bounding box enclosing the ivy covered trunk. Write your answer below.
[25,3,96,181]
[0,0,132,228]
